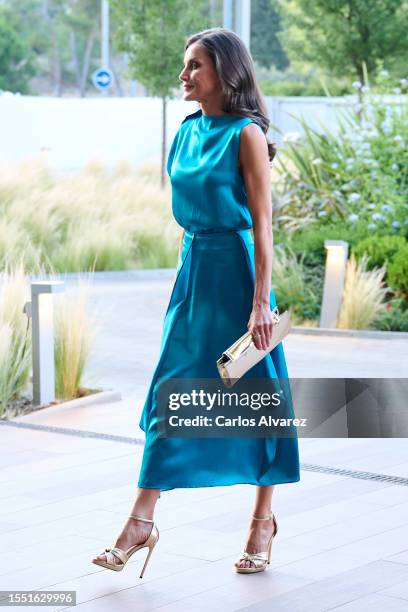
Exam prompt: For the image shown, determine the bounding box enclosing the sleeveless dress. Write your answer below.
[138,108,300,491]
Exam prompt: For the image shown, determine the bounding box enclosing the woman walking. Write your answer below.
[92,27,300,577]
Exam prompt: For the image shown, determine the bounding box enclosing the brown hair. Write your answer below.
[185,27,277,162]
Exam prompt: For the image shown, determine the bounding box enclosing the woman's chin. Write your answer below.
[183,89,197,100]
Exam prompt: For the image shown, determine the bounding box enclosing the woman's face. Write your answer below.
[179,43,222,106]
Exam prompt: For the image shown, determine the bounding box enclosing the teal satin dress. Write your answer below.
[138,108,300,491]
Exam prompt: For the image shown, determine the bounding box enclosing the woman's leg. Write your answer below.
[235,485,276,569]
[94,487,160,564]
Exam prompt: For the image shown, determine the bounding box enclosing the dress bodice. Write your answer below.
[167,108,262,233]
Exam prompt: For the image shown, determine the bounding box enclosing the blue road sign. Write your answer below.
[92,68,114,90]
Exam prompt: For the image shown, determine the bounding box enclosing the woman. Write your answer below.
[92,27,300,577]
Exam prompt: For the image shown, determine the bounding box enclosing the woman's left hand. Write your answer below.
[247,303,274,351]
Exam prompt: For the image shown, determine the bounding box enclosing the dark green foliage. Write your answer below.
[280,223,371,267]
[352,235,407,270]
[387,246,408,294]
[251,0,288,71]
[110,0,209,98]
[260,78,351,97]
[279,0,408,81]
[374,297,408,331]
[0,11,37,93]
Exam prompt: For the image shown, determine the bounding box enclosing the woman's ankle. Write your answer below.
[252,508,272,518]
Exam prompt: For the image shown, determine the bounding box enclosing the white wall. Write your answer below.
[0,93,372,172]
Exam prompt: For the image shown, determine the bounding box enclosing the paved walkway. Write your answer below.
[77,274,408,405]
[1,274,408,611]
[1,412,408,611]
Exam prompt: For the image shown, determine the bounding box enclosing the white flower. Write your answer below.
[400,78,408,86]
[394,87,402,94]
[348,213,359,222]
[385,106,393,119]
[348,193,361,203]
[404,219,408,226]
[283,131,301,143]
[333,190,342,198]
[381,120,392,134]
[367,223,377,230]
[368,203,376,210]
[352,80,362,89]
[354,103,363,114]
[379,69,389,77]
[318,210,327,217]
[312,158,323,165]
[346,157,354,164]
[361,85,370,93]
[372,213,384,222]
[341,180,358,191]
[331,162,339,169]
[392,221,401,229]
[382,204,393,212]
[391,163,399,171]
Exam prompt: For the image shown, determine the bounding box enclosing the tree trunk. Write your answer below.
[80,22,97,97]
[43,0,62,97]
[69,31,82,95]
[52,30,62,97]
[161,96,167,190]
[111,62,124,97]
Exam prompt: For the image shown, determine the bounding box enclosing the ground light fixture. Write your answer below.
[24,281,65,406]
[319,240,349,328]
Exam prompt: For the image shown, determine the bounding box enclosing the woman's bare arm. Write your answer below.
[239,122,274,350]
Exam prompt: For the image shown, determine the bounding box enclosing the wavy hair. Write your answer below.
[185,27,277,162]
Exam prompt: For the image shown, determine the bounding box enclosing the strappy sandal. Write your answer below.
[91,515,159,578]
[235,512,278,574]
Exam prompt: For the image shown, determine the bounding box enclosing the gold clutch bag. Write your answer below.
[216,307,291,387]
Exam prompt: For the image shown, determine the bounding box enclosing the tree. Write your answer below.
[110,0,209,189]
[2,0,104,97]
[0,11,37,93]
[64,0,99,97]
[251,0,288,70]
[278,0,408,81]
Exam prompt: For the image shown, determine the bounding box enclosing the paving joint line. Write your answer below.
[2,420,408,486]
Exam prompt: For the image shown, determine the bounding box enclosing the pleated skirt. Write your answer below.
[138,228,300,491]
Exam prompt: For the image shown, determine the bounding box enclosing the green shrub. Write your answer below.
[283,223,372,267]
[352,235,407,270]
[373,297,408,332]
[272,245,321,320]
[274,77,408,234]
[260,79,350,97]
[387,246,408,293]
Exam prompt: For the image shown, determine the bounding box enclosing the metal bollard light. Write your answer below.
[319,240,349,328]
[27,281,65,406]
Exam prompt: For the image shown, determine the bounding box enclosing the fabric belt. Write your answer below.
[184,227,252,237]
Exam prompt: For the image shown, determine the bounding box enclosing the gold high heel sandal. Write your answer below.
[235,512,278,574]
[91,515,159,578]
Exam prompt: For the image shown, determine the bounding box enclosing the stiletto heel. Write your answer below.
[267,518,278,564]
[139,542,155,579]
[92,515,159,578]
[235,512,278,574]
